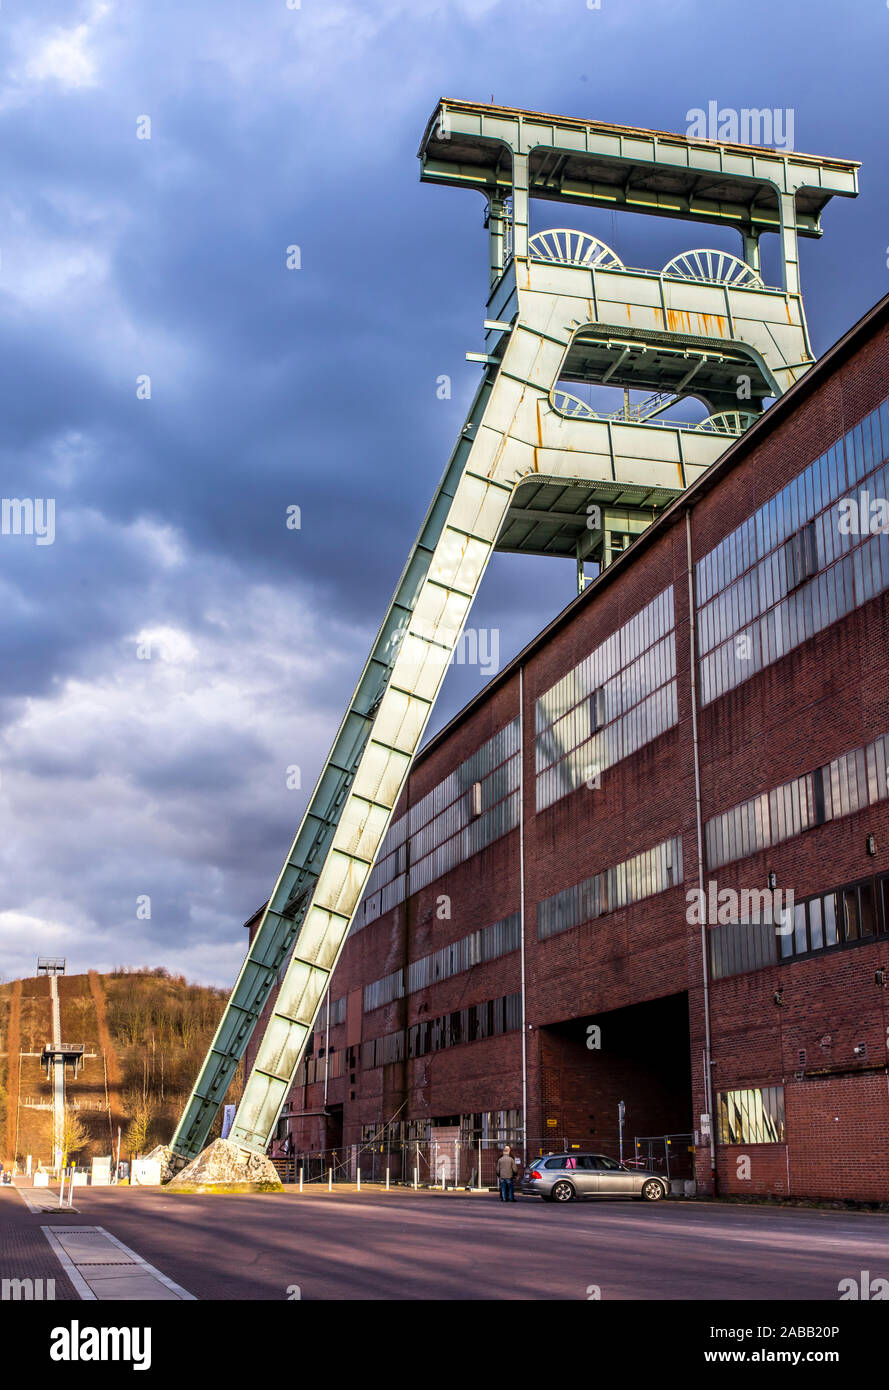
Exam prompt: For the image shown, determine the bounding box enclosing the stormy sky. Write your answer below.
[1,0,887,987]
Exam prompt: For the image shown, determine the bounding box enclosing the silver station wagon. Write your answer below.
[520,1152,669,1203]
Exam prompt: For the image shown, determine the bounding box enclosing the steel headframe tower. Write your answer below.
[171,101,858,1164]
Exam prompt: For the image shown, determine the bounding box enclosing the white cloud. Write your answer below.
[24,2,113,91]
[0,528,366,986]
[26,24,99,90]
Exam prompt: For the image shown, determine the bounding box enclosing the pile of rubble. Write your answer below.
[166,1138,283,1193]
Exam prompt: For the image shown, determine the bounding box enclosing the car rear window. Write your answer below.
[543,1156,567,1169]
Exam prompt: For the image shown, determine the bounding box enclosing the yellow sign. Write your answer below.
[546,1118,558,1128]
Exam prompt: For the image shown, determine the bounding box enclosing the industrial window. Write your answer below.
[709,917,778,980]
[461,1110,523,1144]
[705,731,889,872]
[363,912,520,1010]
[784,521,818,591]
[812,765,826,826]
[696,398,889,705]
[538,835,683,941]
[353,718,521,930]
[717,1086,786,1145]
[535,587,677,812]
[589,686,606,734]
[371,991,522,1070]
[363,968,404,1013]
[715,875,887,979]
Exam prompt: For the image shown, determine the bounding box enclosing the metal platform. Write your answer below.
[36,957,66,976]
[41,1043,86,1079]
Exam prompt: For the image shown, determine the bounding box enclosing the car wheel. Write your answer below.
[641,1179,665,1202]
[551,1179,575,1203]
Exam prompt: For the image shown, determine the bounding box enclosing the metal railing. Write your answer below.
[271,1138,533,1188]
[268,1134,669,1187]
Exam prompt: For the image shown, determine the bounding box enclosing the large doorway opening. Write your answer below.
[537,993,692,1160]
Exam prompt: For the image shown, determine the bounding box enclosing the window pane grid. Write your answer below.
[706,729,889,871]
[717,1086,786,1145]
[538,835,683,940]
[696,400,889,702]
[354,719,520,931]
[535,589,677,812]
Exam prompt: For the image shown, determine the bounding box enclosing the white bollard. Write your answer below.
[413,1167,418,1190]
[68,1168,75,1207]
[328,1168,332,1192]
[385,1168,390,1191]
[357,1167,361,1192]
[299,1167,303,1193]
[58,1170,66,1208]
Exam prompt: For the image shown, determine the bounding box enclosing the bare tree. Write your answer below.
[122,1089,155,1156]
[61,1107,89,1166]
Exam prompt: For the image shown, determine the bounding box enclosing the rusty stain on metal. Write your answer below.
[666,308,727,336]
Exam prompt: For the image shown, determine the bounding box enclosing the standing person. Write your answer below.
[496,1145,519,1202]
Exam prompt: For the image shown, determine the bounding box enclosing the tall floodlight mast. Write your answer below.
[171,101,858,1165]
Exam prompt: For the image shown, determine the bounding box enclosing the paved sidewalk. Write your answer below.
[0,1189,78,1298]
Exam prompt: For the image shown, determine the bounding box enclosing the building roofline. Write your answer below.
[415,290,889,768]
[419,99,861,173]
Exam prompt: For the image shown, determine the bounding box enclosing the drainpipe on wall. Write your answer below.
[686,508,718,1197]
[519,663,528,1166]
[323,988,330,1110]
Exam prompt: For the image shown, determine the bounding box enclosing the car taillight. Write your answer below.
[529,1170,542,1180]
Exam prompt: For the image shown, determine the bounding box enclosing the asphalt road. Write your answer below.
[4,1185,887,1301]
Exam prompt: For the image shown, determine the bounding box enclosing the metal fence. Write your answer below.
[272,1141,502,1188]
[270,1134,647,1188]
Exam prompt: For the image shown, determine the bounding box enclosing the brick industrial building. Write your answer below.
[247,293,889,1200]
